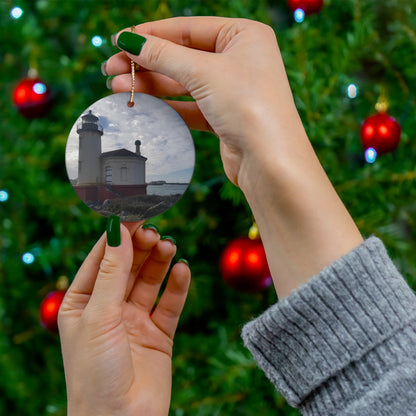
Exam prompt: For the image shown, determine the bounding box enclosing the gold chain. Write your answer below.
[127,25,137,107]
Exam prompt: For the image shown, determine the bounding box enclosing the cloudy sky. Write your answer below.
[66,92,195,182]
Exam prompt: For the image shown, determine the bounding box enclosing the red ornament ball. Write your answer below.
[287,0,324,15]
[220,237,272,293]
[360,113,401,155]
[40,290,66,333]
[13,77,52,118]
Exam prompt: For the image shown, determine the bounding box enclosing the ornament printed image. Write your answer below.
[66,92,195,221]
[220,236,272,293]
[360,112,401,155]
[40,290,66,333]
[13,77,52,118]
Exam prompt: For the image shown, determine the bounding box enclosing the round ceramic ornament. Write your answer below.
[65,92,195,221]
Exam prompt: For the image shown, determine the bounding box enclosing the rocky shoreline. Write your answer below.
[87,193,183,221]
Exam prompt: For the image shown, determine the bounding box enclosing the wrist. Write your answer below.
[237,107,310,194]
[237,115,363,299]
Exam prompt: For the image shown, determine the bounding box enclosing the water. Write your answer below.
[147,183,189,196]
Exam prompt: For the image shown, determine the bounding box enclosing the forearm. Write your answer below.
[238,110,363,299]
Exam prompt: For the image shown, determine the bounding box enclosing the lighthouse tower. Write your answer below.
[77,110,103,185]
[73,111,148,204]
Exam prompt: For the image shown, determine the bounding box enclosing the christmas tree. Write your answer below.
[1,0,416,414]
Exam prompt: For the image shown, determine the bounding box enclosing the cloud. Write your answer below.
[65,92,195,182]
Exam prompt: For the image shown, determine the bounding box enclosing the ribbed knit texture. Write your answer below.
[241,237,416,415]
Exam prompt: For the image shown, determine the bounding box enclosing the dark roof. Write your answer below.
[82,110,99,122]
[101,148,147,160]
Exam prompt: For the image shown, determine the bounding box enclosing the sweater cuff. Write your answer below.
[241,237,416,410]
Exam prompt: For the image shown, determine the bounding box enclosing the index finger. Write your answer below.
[122,221,144,236]
[105,17,232,76]
[123,16,232,52]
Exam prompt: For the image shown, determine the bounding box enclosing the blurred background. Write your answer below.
[1,0,416,414]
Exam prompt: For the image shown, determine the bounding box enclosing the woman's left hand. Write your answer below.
[58,221,191,416]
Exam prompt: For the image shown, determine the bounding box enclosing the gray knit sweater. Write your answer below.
[241,237,416,415]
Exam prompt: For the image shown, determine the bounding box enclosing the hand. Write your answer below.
[105,17,301,187]
[58,222,191,416]
[105,17,363,299]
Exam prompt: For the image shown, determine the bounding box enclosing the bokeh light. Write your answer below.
[33,82,47,94]
[0,190,8,202]
[365,147,377,164]
[91,35,103,47]
[294,8,305,23]
[22,252,35,264]
[347,83,358,99]
[10,7,23,19]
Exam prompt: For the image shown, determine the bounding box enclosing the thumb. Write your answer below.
[116,31,208,93]
[88,216,133,310]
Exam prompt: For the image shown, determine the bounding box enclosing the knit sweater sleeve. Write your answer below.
[241,237,416,415]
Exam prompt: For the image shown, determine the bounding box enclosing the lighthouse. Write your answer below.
[74,110,147,203]
[77,110,103,185]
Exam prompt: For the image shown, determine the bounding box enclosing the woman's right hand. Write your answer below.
[105,17,363,299]
[104,17,305,187]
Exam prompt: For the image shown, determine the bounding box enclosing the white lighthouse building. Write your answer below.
[77,110,103,185]
[74,110,147,202]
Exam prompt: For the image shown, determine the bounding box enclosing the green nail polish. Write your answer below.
[142,223,160,233]
[161,235,176,245]
[100,60,108,76]
[117,32,147,55]
[106,76,114,90]
[178,258,189,266]
[107,215,121,247]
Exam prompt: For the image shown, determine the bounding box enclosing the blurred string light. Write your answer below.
[22,252,35,264]
[10,6,23,19]
[33,82,47,94]
[294,8,305,23]
[0,190,8,202]
[365,147,377,164]
[91,35,103,47]
[347,83,358,99]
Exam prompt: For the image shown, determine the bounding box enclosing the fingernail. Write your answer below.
[111,33,118,46]
[117,32,147,55]
[100,60,108,76]
[106,76,114,90]
[107,215,121,247]
[142,223,159,233]
[178,258,189,266]
[161,235,176,245]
